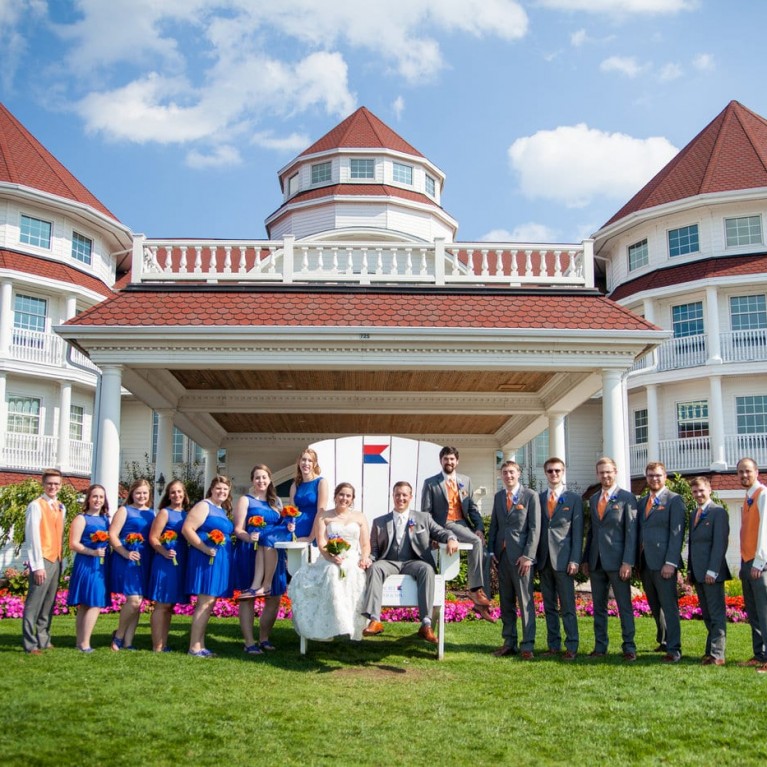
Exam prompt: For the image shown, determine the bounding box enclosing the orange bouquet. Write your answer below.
[281,505,302,541]
[246,515,266,550]
[90,529,109,565]
[207,529,226,564]
[124,532,145,566]
[159,529,179,565]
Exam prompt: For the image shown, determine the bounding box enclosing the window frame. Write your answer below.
[311,161,332,185]
[676,400,709,439]
[725,215,762,248]
[668,224,699,258]
[634,409,648,444]
[736,395,767,435]
[350,158,375,180]
[7,395,42,435]
[671,301,704,338]
[70,404,85,441]
[392,162,413,185]
[13,293,47,333]
[425,174,436,196]
[71,231,93,265]
[730,294,767,331]
[628,238,649,271]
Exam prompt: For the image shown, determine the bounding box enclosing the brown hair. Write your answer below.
[250,464,280,511]
[595,456,617,470]
[501,460,522,472]
[158,479,190,512]
[206,475,233,514]
[82,484,110,519]
[294,448,321,487]
[392,480,413,493]
[544,457,565,471]
[126,478,152,507]
[333,482,356,501]
[41,468,63,483]
[690,476,711,489]
[645,461,667,475]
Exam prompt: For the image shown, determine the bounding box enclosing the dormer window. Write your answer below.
[288,173,299,196]
[20,214,51,249]
[350,158,374,179]
[311,161,332,184]
[72,231,92,265]
[425,175,436,196]
[392,162,413,185]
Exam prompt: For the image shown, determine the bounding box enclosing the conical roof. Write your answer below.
[0,103,117,220]
[604,100,767,227]
[300,106,424,158]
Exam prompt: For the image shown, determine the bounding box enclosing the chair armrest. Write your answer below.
[437,542,472,580]
[274,541,311,575]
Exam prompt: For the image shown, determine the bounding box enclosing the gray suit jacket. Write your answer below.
[585,488,638,571]
[637,488,686,571]
[488,487,541,563]
[369,510,456,570]
[537,489,584,571]
[421,472,483,531]
[688,503,731,583]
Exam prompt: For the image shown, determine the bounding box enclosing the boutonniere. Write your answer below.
[407,518,416,529]
[657,505,665,511]
[557,496,564,506]
[747,496,754,506]
[515,503,524,510]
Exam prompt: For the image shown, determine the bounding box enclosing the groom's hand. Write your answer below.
[446,539,459,555]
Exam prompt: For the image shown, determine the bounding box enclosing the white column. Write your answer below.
[646,384,659,462]
[154,409,174,507]
[65,293,77,319]
[94,365,122,511]
[602,368,629,487]
[0,372,7,459]
[706,285,722,364]
[58,381,72,472]
[548,413,566,463]
[203,447,217,492]
[709,374,727,470]
[642,297,658,368]
[0,280,12,358]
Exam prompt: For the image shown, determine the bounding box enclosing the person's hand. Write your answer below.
[446,539,459,555]
[660,564,675,580]
[475,530,485,544]
[287,522,295,533]
[359,557,372,570]
[619,564,631,581]
[751,566,763,580]
[95,547,107,558]
[32,568,45,586]
[431,540,439,550]
[516,556,531,577]
[128,550,141,562]
[580,562,590,578]
[164,548,176,561]
[566,563,578,577]
[705,574,715,585]
[251,532,260,543]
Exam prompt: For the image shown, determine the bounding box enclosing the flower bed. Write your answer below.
[0,588,748,623]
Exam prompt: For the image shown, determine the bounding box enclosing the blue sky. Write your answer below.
[1,0,765,243]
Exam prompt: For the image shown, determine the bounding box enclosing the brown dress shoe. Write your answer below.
[474,604,497,623]
[492,645,517,657]
[25,649,43,656]
[417,624,438,644]
[703,656,725,667]
[755,663,767,673]
[622,652,637,662]
[520,650,534,660]
[362,620,384,637]
[470,588,492,607]
[662,653,681,663]
[738,657,764,667]
[588,650,606,658]
[563,650,577,661]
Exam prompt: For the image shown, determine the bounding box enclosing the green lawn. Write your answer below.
[1,615,766,766]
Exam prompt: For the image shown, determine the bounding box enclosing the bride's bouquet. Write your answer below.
[325,535,352,578]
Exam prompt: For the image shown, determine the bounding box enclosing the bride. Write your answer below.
[288,482,371,641]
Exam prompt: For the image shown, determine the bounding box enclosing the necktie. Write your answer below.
[597,491,608,520]
[694,506,703,527]
[548,492,557,518]
[506,492,512,512]
[646,493,656,518]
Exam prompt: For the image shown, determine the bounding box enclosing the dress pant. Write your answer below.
[22,558,61,652]
[641,565,681,656]
[498,554,536,652]
[694,580,726,660]
[445,520,485,591]
[590,566,636,654]
[539,561,578,653]
[362,559,434,622]
[740,559,767,661]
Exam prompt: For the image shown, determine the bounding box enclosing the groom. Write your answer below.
[362,481,458,644]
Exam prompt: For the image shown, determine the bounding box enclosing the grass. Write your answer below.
[1,615,767,767]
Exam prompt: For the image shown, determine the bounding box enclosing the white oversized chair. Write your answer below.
[275,541,471,660]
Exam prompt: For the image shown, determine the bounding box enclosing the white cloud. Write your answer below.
[658,62,683,81]
[392,96,405,120]
[251,131,310,152]
[186,145,241,169]
[692,52,714,71]
[600,55,645,77]
[537,0,698,13]
[570,28,588,46]
[508,123,678,207]
[481,224,559,242]
[0,0,46,89]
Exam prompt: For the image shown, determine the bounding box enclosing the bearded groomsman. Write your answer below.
[22,469,66,654]
[537,457,583,660]
[637,461,686,663]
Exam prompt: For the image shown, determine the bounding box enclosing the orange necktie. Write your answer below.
[548,492,557,518]
[506,492,512,512]
[694,506,703,527]
[597,491,608,520]
[646,493,656,518]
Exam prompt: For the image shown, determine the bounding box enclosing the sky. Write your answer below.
[1,0,765,244]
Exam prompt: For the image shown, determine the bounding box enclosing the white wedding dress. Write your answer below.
[288,519,368,641]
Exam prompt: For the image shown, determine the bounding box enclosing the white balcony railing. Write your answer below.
[629,443,649,475]
[725,434,767,468]
[2,433,92,475]
[658,436,711,473]
[134,235,594,288]
[656,335,707,371]
[8,328,99,372]
[720,329,767,363]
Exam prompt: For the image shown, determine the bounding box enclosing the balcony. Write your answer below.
[8,328,99,372]
[2,433,93,475]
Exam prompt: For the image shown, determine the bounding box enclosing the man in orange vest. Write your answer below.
[22,469,66,655]
[736,457,767,671]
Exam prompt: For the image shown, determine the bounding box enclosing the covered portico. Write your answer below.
[57,232,666,509]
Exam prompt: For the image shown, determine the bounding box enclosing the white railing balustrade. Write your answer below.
[1,434,93,475]
[720,329,767,363]
[629,443,649,476]
[11,328,64,366]
[656,335,707,372]
[659,436,710,472]
[135,236,594,288]
[725,433,767,468]
[69,439,94,474]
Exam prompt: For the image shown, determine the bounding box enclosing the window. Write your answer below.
[173,426,184,463]
[628,239,649,271]
[677,400,709,438]
[425,175,436,196]
[151,411,159,463]
[311,161,331,184]
[7,396,41,434]
[726,215,762,248]
[70,405,84,441]
[72,232,92,265]
[14,294,46,332]
[350,158,374,179]
[672,301,704,338]
[20,214,52,249]
[668,224,699,257]
[392,162,413,185]
[737,396,767,434]
[287,173,299,196]
[730,295,767,331]
[634,409,648,444]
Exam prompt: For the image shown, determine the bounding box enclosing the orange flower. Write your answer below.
[90,530,108,544]
[281,505,301,519]
[208,529,226,546]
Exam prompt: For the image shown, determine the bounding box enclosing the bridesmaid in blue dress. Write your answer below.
[291,447,328,542]
[182,475,234,657]
[109,479,155,651]
[67,484,110,652]
[233,465,293,654]
[148,479,190,652]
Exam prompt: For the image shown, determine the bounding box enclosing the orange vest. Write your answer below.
[446,479,462,522]
[741,486,763,563]
[39,497,64,562]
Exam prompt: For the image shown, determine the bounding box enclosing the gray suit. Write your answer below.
[688,503,731,660]
[638,488,686,656]
[421,472,486,590]
[584,487,638,654]
[537,489,583,653]
[488,487,540,652]
[362,510,456,622]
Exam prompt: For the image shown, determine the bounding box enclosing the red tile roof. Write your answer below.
[300,107,424,158]
[0,249,116,298]
[283,183,432,206]
[67,289,657,331]
[0,471,92,492]
[0,103,117,221]
[609,253,767,301]
[604,101,767,228]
